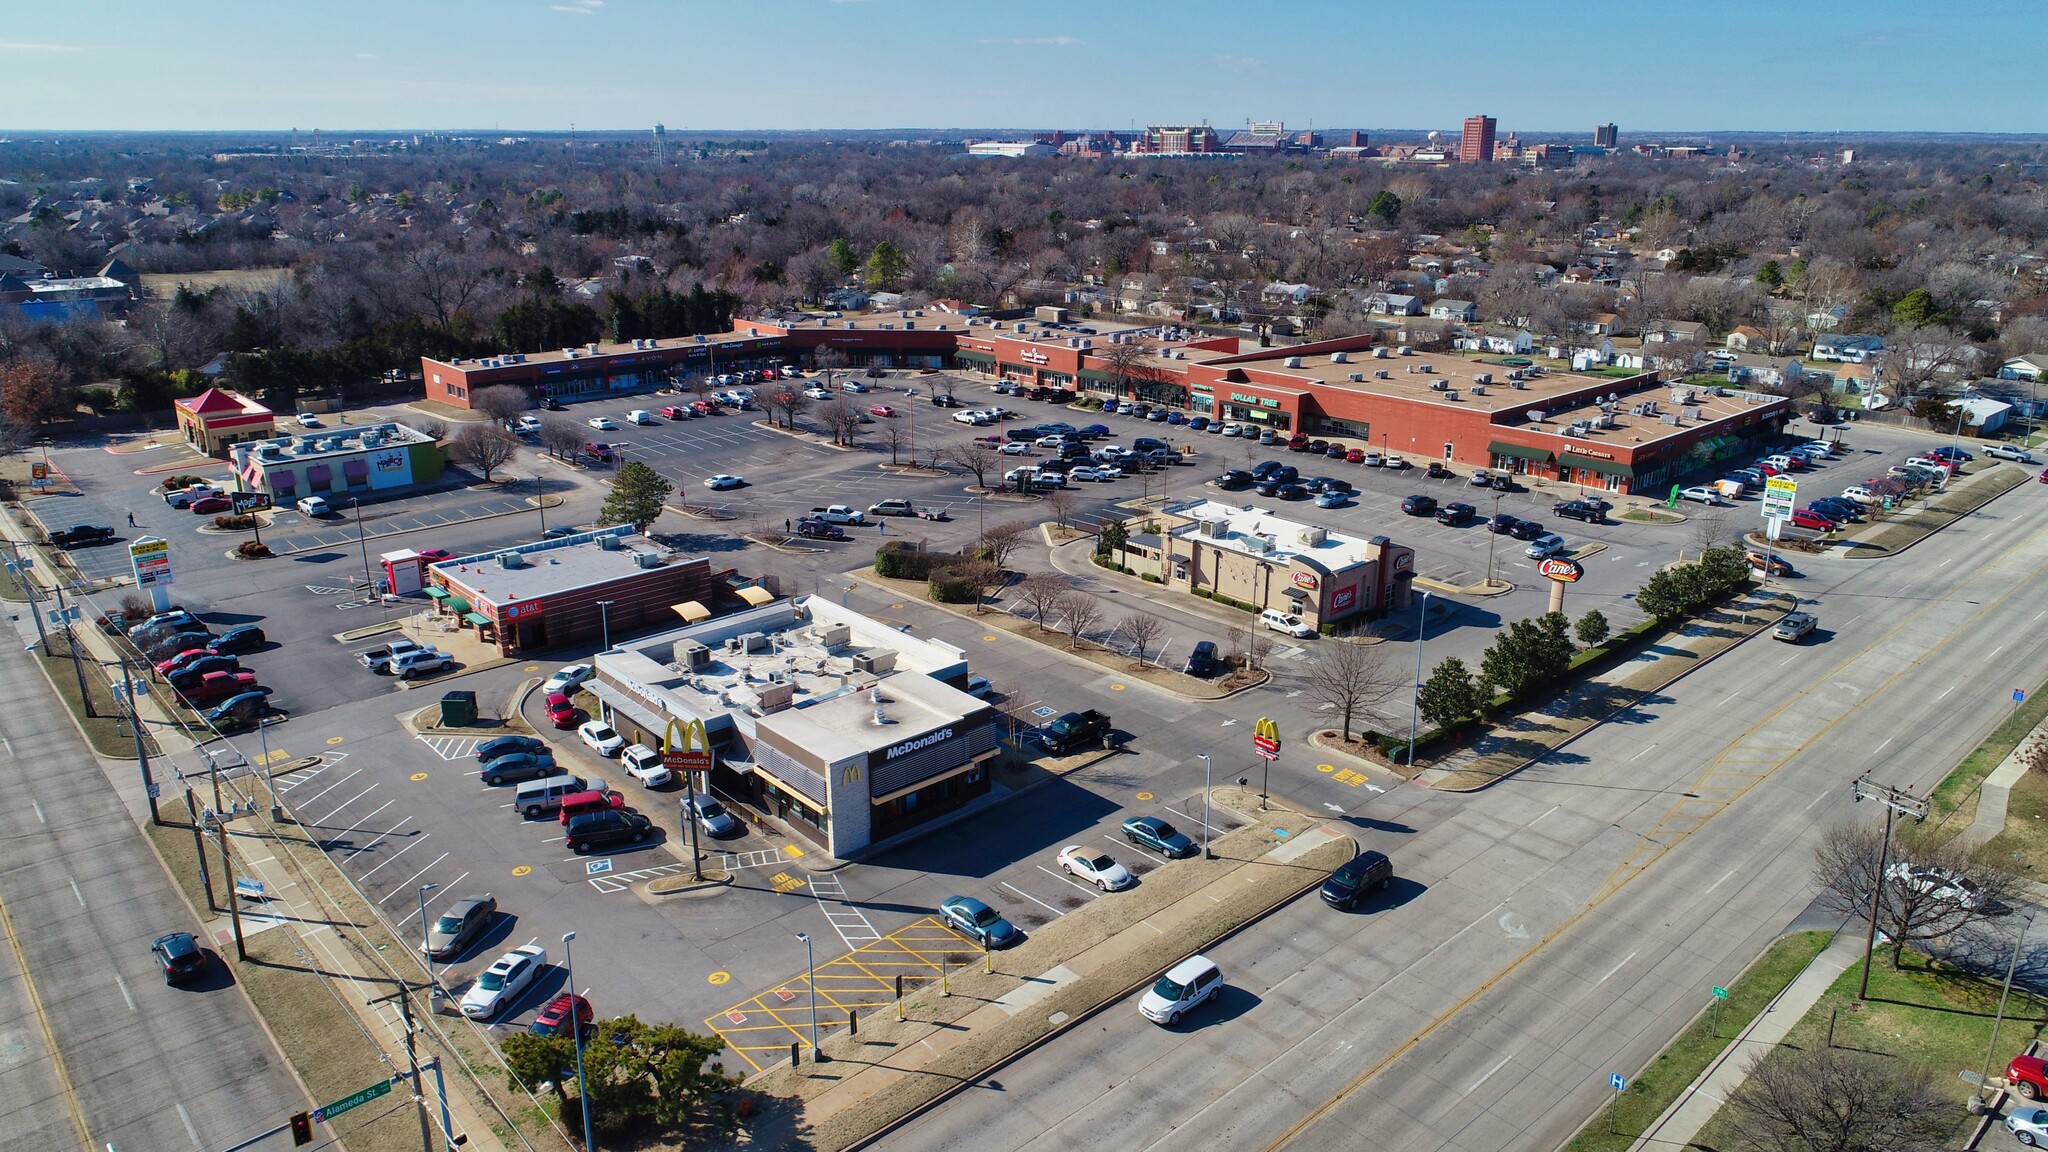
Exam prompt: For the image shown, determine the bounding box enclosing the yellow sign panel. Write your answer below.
[661,716,714,775]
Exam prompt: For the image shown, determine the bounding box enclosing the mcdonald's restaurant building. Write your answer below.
[590,598,1001,859]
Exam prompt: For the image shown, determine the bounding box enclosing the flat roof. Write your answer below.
[240,421,435,462]
[1168,499,1385,571]
[433,528,675,604]
[760,671,980,764]
[1232,351,1624,413]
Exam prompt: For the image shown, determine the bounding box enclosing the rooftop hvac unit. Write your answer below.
[1511,379,1527,389]
[937,323,949,331]
[1349,372,1365,382]
[585,343,598,353]
[1198,518,1225,537]
[740,631,770,653]
[1283,356,1303,368]
[1560,426,1579,438]
[1420,364,1433,373]
[1372,346,1390,358]
[675,641,712,669]
[1397,345,1414,355]
[1079,338,1091,348]
[854,649,898,673]
[695,334,707,342]
[599,534,622,550]
[816,623,852,649]
[1475,373,1493,384]
[1528,409,1548,422]
[1296,526,1327,546]
[634,551,662,569]
[898,309,909,318]
[1445,389,1460,401]
[496,551,523,568]
[1665,413,1683,426]
[1429,380,1449,391]
[1331,351,1349,363]
[1471,384,1487,395]
[1242,535,1272,555]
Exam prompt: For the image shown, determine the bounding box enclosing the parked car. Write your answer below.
[475,735,546,762]
[1886,862,1984,909]
[480,752,559,787]
[619,744,673,787]
[1678,486,1725,505]
[2006,1106,2048,1147]
[530,992,594,1039]
[681,794,740,837]
[1523,533,1567,559]
[1400,494,1438,517]
[578,720,626,757]
[565,808,654,854]
[1183,640,1217,677]
[1320,851,1394,910]
[1552,500,1605,522]
[1057,846,1135,891]
[152,931,208,985]
[2007,1054,2048,1101]
[1787,509,1839,531]
[190,496,232,514]
[938,895,1021,948]
[1486,513,1520,535]
[460,944,546,1018]
[1506,519,1547,541]
[422,895,497,962]
[586,416,616,431]
[1985,444,2036,463]
[1258,609,1315,638]
[1122,815,1196,858]
[1436,502,1476,526]
[1140,954,1222,1025]
[207,625,266,656]
[183,671,261,707]
[1930,445,1974,463]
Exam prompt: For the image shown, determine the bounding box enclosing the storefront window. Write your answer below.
[1136,381,1187,406]
[1313,417,1370,439]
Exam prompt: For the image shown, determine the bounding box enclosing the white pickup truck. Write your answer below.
[360,638,430,673]
[163,483,223,509]
[808,505,866,525]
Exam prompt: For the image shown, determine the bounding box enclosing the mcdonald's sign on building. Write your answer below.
[662,717,715,775]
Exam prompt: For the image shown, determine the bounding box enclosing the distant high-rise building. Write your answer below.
[1458,115,1497,163]
[1346,130,1369,148]
[1143,125,1222,154]
[1594,122,1618,148]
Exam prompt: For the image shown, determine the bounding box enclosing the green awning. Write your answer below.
[1488,440,1554,462]
[424,586,450,600]
[444,596,471,614]
[1560,454,1631,477]
[462,611,490,626]
[952,350,996,364]
[1078,368,1118,384]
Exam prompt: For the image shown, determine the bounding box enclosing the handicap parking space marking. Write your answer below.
[416,734,481,761]
[706,916,982,1073]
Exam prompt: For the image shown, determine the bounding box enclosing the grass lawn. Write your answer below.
[38,628,157,758]
[1559,931,1833,1152]
[0,558,25,601]
[1620,507,1684,523]
[1925,671,2048,842]
[1690,946,2047,1149]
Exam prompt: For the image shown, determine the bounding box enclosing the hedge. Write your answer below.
[1190,587,1259,615]
[928,571,978,603]
[876,541,970,580]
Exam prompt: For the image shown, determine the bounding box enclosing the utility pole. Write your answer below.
[1851,773,1928,1000]
[1,538,49,652]
[368,985,435,1152]
[186,789,216,911]
[50,579,93,717]
[117,651,162,824]
[211,818,248,960]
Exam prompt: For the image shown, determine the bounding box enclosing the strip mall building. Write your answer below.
[421,314,1792,496]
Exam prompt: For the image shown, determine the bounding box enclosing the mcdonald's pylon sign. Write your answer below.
[1253,717,1280,761]
[662,717,714,775]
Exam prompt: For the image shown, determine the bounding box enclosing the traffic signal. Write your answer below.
[290,1112,314,1145]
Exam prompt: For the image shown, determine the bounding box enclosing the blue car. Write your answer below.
[1079,424,1110,439]
[1166,411,1185,425]
[1122,815,1197,858]
[1188,416,1211,431]
[939,896,1021,948]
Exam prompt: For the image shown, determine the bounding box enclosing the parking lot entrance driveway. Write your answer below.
[708,917,981,1073]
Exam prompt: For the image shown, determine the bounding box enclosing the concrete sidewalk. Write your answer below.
[1627,930,1862,1151]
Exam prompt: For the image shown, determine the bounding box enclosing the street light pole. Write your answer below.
[1198,753,1213,860]
[1486,493,1505,587]
[595,600,614,652]
[563,931,593,1152]
[1406,590,1433,767]
[416,882,439,988]
[535,474,547,535]
[795,932,822,1061]
[350,498,374,600]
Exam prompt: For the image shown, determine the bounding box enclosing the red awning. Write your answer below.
[305,464,332,487]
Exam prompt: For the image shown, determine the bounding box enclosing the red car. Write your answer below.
[190,496,232,514]
[1787,508,1839,531]
[1345,448,1366,463]
[416,549,453,563]
[869,405,897,418]
[659,405,691,419]
[2038,468,2048,485]
[545,692,577,729]
[690,400,714,416]
[583,442,614,463]
[530,992,593,1038]
[184,670,260,706]
[2009,1054,2048,1100]
[156,647,215,675]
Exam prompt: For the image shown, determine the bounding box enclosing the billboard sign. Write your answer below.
[1538,557,1583,583]
[128,537,173,588]
[1761,476,1797,521]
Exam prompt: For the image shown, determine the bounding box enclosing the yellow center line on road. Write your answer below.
[0,881,93,1152]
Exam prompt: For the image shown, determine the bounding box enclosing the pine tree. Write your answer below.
[600,461,673,534]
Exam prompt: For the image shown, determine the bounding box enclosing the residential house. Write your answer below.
[1580,312,1621,337]
[1643,319,1709,345]
[1949,395,2013,433]
[1997,353,2048,381]
[1724,325,1770,353]
[1721,353,1805,391]
[1261,282,1314,307]
[1806,304,1851,330]
[1456,327,1534,355]
[1968,377,2048,421]
[1810,333,1885,363]
[1896,341,1984,376]
[1365,292,1422,316]
[1429,299,1478,323]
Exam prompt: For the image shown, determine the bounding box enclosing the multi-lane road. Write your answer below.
[0,614,305,1149]
[876,474,2048,1150]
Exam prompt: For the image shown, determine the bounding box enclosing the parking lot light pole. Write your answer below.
[1406,590,1433,768]
[534,474,547,535]
[596,600,614,652]
[415,882,439,987]
[1198,753,1213,859]
[349,498,374,600]
[563,931,593,1152]
[795,932,822,1061]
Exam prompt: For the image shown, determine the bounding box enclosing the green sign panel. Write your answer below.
[313,1077,394,1122]
[1712,986,1728,1000]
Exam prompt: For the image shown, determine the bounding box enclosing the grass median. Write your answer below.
[37,627,155,758]
[1558,929,1833,1152]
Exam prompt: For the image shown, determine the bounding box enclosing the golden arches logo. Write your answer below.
[662,717,714,773]
[1253,717,1281,757]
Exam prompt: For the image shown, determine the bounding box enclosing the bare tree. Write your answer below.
[929,375,959,405]
[766,385,813,430]
[1225,626,1249,671]
[813,346,849,390]
[688,372,715,406]
[411,415,449,442]
[1096,340,1152,406]
[1016,573,1071,632]
[448,424,519,482]
[880,418,912,465]
[1810,822,2016,969]
[1723,1046,1954,1152]
[1688,511,1732,555]
[1058,591,1103,649]
[933,440,1002,490]
[1302,639,1405,740]
[1111,613,1166,665]
[956,557,1004,613]
[978,520,1031,570]
[1042,486,1079,532]
[539,416,585,460]
[1246,628,1277,671]
[471,385,531,427]
[815,397,865,447]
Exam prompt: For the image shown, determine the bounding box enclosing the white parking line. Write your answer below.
[998,881,1064,916]
[324,799,397,844]
[293,768,362,809]
[382,853,452,901]
[340,818,413,860]
[114,973,135,1011]
[358,836,432,881]
[1036,864,1099,898]
[306,783,378,824]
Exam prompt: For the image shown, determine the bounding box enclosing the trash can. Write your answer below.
[439,690,477,727]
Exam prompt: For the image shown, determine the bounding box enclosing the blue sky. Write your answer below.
[4,0,2040,134]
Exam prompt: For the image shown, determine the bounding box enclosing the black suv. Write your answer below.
[1320,851,1394,910]
[1250,460,1285,480]
[1552,500,1605,523]
[1486,513,1520,534]
[1400,494,1438,517]
[1507,519,1547,541]
[1436,502,1476,526]
[1216,470,1253,491]
[1184,640,1217,677]
[566,808,654,854]
[153,931,207,984]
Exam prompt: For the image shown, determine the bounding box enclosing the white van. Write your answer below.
[1140,954,1222,1025]
[628,410,656,425]
[296,496,331,516]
